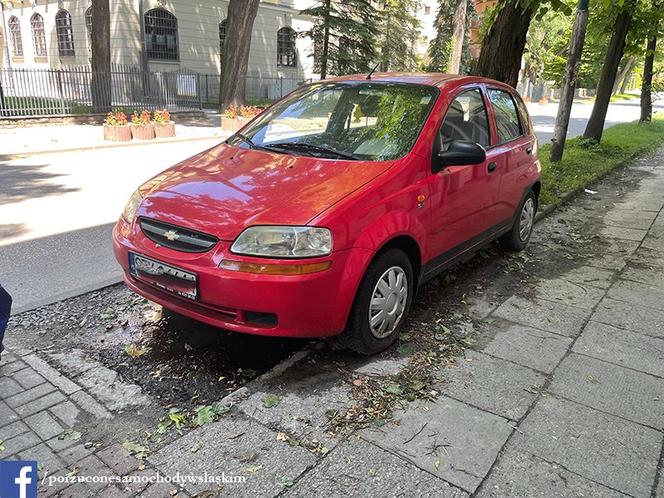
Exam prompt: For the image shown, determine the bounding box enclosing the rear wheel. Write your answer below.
[338,249,413,355]
[500,190,537,251]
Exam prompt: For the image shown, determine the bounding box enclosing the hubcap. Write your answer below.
[519,198,535,242]
[369,266,408,339]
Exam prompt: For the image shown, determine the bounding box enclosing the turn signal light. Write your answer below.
[219,260,332,275]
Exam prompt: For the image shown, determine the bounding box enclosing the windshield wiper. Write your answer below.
[266,142,359,160]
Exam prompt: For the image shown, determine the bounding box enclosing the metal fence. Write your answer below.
[0,64,309,118]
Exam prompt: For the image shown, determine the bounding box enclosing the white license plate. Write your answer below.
[129,252,198,300]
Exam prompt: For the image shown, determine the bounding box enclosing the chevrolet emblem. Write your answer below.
[164,230,180,241]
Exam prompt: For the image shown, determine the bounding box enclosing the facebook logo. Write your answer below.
[0,461,38,498]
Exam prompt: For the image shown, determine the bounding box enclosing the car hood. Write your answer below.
[137,144,393,241]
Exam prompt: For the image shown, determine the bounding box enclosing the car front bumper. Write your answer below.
[112,219,371,338]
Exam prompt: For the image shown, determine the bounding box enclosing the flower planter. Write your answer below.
[103,124,132,142]
[131,123,156,140]
[154,122,176,138]
[220,116,250,132]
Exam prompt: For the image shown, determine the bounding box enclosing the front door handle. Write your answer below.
[487,162,497,173]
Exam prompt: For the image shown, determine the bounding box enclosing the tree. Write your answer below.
[550,0,590,162]
[428,0,474,72]
[377,0,421,72]
[449,0,468,73]
[583,4,632,142]
[91,0,112,113]
[219,0,260,112]
[301,0,378,79]
[640,0,661,121]
[472,0,536,86]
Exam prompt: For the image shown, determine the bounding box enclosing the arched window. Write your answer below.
[144,8,178,61]
[85,7,93,54]
[30,13,47,57]
[8,16,23,57]
[277,27,296,67]
[55,9,75,57]
[219,19,227,55]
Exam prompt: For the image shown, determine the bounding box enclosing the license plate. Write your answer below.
[129,252,198,300]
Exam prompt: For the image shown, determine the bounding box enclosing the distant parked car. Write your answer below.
[113,73,540,354]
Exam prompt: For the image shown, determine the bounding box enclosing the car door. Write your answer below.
[427,87,503,259]
[485,87,535,223]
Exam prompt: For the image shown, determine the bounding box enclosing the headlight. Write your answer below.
[231,226,332,258]
[122,190,143,224]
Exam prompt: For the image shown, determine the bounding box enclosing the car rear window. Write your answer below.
[487,88,523,144]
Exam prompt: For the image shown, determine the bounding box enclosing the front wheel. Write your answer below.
[500,190,537,251]
[338,249,414,355]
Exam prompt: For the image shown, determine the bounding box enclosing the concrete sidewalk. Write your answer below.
[0,112,228,156]
[1,146,663,497]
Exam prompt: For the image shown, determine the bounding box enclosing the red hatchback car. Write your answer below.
[113,73,540,354]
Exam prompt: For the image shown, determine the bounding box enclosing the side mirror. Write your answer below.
[433,140,486,172]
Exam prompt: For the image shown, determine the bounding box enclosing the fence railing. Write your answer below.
[0,65,309,118]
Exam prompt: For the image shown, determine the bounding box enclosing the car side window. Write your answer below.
[513,93,531,135]
[439,89,490,149]
[487,88,523,144]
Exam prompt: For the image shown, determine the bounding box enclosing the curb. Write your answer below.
[3,133,225,159]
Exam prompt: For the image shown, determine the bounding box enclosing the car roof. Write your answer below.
[324,72,514,91]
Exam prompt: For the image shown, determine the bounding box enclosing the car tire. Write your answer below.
[500,190,537,251]
[338,248,414,355]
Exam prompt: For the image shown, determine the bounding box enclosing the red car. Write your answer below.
[113,73,540,354]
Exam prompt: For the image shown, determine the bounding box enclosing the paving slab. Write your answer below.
[19,442,67,473]
[533,278,607,310]
[4,382,56,408]
[574,320,664,378]
[608,279,664,311]
[0,401,19,428]
[599,226,648,242]
[480,323,572,373]
[477,447,627,498]
[2,430,41,456]
[591,297,664,339]
[24,410,64,440]
[658,467,664,497]
[512,395,660,497]
[436,350,544,420]
[491,296,592,337]
[560,265,616,290]
[628,246,664,269]
[150,414,317,496]
[14,391,66,418]
[643,235,664,251]
[602,208,658,230]
[361,397,513,493]
[620,265,664,288]
[0,420,29,441]
[548,353,664,428]
[354,357,410,377]
[286,438,467,498]
[12,367,46,389]
[587,238,640,271]
[237,370,350,450]
[76,366,151,411]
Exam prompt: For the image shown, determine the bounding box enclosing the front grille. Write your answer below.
[139,218,218,253]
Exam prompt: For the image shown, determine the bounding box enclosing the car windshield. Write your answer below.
[228,82,438,161]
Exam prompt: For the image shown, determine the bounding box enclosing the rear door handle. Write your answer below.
[487,162,497,172]
[525,145,533,154]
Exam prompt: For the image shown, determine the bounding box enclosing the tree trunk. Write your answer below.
[583,8,632,142]
[449,0,468,74]
[219,0,260,112]
[472,0,534,87]
[640,33,658,122]
[320,0,331,79]
[550,0,589,162]
[612,56,635,94]
[91,0,112,113]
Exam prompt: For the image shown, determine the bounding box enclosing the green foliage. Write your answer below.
[301,0,379,76]
[427,0,476,72]
[539,113,664,205]
[376,0,422,71]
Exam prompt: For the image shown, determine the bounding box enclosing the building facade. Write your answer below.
[1,0,315,83]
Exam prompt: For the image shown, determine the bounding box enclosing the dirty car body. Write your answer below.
[112,73,541,354]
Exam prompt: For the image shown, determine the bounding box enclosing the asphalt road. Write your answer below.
[1,98,661,313]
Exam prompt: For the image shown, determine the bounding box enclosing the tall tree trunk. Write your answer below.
[640,33,657,122]
[472,0,534,87]
[550,0,589,162]
[612,56,635,94]
[583,8,632,142]
[320,0,331,79]
[449,0,467,74]
[219,0,260,112]
[91,0,112,113]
